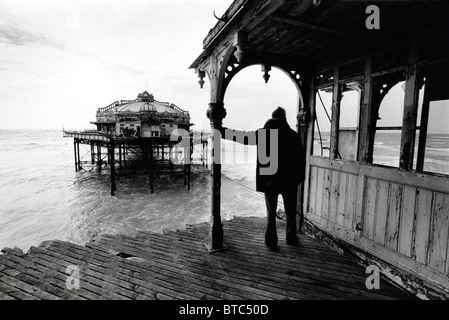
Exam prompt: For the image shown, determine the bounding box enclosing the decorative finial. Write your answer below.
[261,64,271,83]
[213,10,228,22]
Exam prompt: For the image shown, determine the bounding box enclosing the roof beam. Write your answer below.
[269,15,353,37]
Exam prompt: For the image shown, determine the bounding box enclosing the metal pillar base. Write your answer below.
[204,242,228,254]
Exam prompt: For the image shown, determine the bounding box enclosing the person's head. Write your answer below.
[271,107,286,120]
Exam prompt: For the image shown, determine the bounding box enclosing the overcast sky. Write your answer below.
[0,0,448,133]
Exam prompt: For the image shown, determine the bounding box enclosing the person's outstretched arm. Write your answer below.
[219,127,257,146]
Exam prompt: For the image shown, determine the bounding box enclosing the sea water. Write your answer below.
[0,129,447,251]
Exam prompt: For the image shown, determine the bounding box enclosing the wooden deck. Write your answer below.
[0,216,416,300]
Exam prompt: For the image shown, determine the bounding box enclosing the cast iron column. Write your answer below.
[206,102,227,252]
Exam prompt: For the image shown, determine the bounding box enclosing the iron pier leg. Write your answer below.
[97,143,102,173]
[110,139,116,196]
[91,142,95,164]
[73,139,78,172]
[150,140,154,194]
[118,143,122,170]
[76,139,81,171]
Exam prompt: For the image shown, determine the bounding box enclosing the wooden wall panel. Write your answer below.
[346,173,358,230]
[315,167,324,218]
[398,186,417,257]
[385,183,402,251]
[336,172,348,227]
[374,180,389,245]
[428,193,449,274]
[329,170,340,224]
[307,157,449,290]
[322,169,331,221]
[363,178,377,241]
[412,189,433,265]
[308,166,318,214]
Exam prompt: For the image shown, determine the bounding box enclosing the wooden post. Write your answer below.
[73,139,78,172]
[302,69,316,220]
[400,45,419,171]
[416,76,431,172]
[359,57,374,164]
[206,102,227,252]
[297,68,312,232]
[330,66,341,159]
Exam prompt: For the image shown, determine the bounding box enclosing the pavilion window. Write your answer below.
[313,88,332,158]
[337,83,362,161]
[366,60,449,177]
[371,76,408,168]
[415,62,449,176]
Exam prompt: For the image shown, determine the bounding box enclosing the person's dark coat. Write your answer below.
[255,118,303,193]
[222,118,304,193]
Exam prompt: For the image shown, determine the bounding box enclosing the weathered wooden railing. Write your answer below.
[305,155,449,291]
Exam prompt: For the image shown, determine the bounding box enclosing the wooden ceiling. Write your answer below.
[193,0,449,72]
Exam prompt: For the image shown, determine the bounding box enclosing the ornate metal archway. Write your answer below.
[192,39,312,252]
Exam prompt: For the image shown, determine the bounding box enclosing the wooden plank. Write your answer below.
[4,251,102,300]
[93,239,314,300]
[336,172,347,227]
[398,186,417,257]
[0,281,39,300]
[125,229,401,300]
[412,189,433,265]
[310,156,449,194]
[308,166,318,214]
[385,183,402,251]
[0,253,84,300]
[0,270,60,300]
[374,180,390,245]
[428,193,449,273]
[322,169,331,220]
[346,173,358,231]
[0,288,15,300]
[315,166,324,218]
[363,178,377,240]
[354,235,449,291]
[46,241,203,300]
[329,170,340,224]
[0,216,414,300]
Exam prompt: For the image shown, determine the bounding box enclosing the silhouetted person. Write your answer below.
[219,107,304,250]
